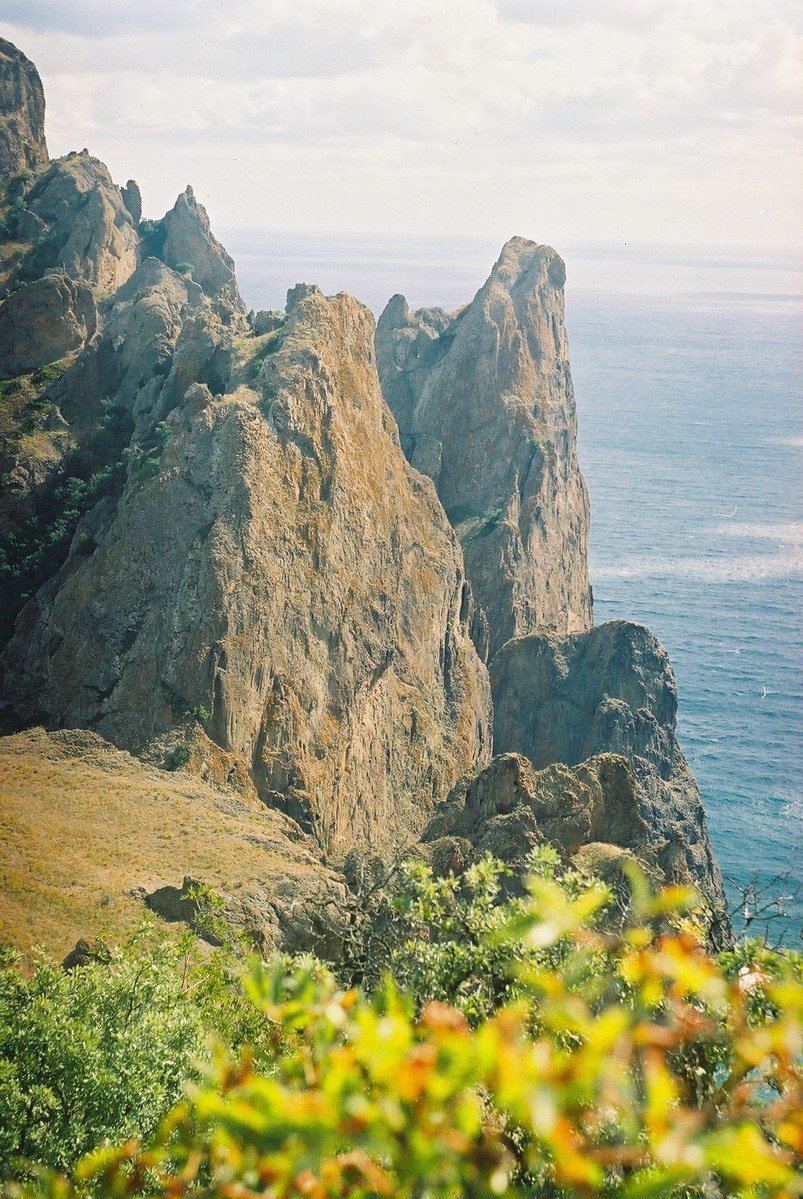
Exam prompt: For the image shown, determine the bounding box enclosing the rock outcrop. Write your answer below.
[160,185,244,313]
[1,283,492,856]
[420,750,653,883]
[142,871,345,958]
[0,272,96,377]
[0,38,48,176]
[58,255,207,426]
[376,238,593,657]
[14,152,140,293]
[491,622,730,943]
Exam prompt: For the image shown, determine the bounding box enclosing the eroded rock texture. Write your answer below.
[0,37,734,952]
[13,153,140,293]
[491,622,731,943]
[0,38,48,176]
[161,185,244,312]
[0,273,96,377]
[376,237,593,657]
[420,750,652,881]
[1,283,492,855]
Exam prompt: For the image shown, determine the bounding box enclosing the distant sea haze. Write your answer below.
[222,229,803,941]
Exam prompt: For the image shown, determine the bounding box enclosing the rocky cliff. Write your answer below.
[0,40,732,954]
[161,185,244,311]
[491,622,730,943]
[376,238,593,658]
[1,275,491,856]
[420,750,653,886]
[0,38,48,177]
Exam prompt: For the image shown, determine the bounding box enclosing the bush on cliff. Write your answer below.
[1,860,800,1197]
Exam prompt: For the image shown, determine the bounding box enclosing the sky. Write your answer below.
[1,0,801,248]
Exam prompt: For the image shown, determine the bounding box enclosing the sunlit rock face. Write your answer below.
[2,283,492,856]
[0,37,733,953]
[376,236,593,659]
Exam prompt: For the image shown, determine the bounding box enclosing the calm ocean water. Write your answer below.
[221,229,803,941]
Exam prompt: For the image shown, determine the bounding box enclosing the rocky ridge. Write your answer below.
[0,40,731,954]
[2,281,492,855]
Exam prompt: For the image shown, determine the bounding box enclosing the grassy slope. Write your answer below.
[0,727,323,959]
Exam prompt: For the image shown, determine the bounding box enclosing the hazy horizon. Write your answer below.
[1,0,800,252]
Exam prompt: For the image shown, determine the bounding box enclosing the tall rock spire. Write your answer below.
[376,237,593,659]
[0,37,49,176]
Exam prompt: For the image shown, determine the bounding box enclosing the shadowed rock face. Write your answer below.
[0,38,48,176]
[1,283,492,856]
[490,622,731,945]
[376,237,593,658]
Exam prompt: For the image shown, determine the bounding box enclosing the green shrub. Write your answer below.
[173,262,193,275]
[461,507,504,546]
[0,922,282,1183]
[5,866,800,1197]
[129,421,171,483]
[0,397,132,646]
[137,219,167,262]
[168,742,191,771]
[30,360,70,390]
[388,848,602,1024]
[0,932,206,1176]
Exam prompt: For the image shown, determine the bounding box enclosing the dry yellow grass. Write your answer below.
[0,727,323,959]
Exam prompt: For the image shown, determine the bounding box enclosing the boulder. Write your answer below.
[62,937,112,970]
[0,272,96,378]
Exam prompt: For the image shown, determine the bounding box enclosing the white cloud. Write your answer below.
[1,0,800,246]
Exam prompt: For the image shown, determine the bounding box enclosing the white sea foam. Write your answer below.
[711,522,803,542]
[593,549,803,583]
[765,436,803,447]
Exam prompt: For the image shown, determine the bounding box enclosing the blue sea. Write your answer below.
[221,228,803,942]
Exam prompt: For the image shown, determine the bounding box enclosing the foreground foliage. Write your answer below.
[1,856,801,1197]
[0,924,275,1177]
